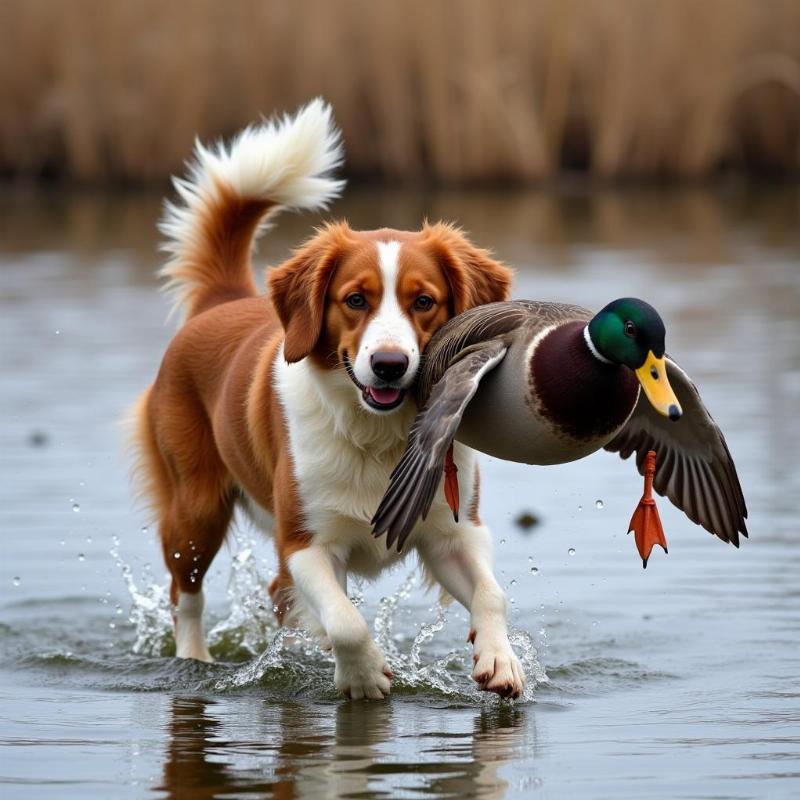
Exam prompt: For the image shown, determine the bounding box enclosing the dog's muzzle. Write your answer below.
[344,352,407,411]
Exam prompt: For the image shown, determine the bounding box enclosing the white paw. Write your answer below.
[333,638,392,700]
[173,593,214,663]
[469,629,525,699]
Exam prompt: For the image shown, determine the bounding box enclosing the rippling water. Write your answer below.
[1,186,799,798]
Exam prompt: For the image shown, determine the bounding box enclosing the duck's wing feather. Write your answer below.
[415,301,534,405]
[372,340,508,551]
[605,357,748,546]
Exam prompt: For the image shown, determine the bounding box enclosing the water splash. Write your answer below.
[111,538,173,656]
[116,534,547,703]
[207,533,278,658]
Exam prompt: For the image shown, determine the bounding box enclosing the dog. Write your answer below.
[130,99,523,699]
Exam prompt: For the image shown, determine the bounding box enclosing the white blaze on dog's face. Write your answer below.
[329,235,453,413]
[269,222,513,413]
[349,241,416,410]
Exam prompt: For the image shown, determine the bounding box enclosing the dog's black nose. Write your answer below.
[371,351,409,382]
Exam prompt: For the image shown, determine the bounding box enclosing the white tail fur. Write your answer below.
[158,98,345,320]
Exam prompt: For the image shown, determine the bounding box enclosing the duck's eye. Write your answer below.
[345,293,368,310]
[413,295,435,312]
[624,320,636,337]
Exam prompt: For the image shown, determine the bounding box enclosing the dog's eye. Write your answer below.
[345,293,368,310]
[624,320,636,338]
[413,295,434,312]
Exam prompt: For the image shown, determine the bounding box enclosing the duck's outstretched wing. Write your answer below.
[372,340,508,551]
[605,357,748,546]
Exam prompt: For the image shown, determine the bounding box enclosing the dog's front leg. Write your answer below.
[289,545,392,700]
[419,525,525,698]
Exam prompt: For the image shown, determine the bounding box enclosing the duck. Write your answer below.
[371,298,748,559]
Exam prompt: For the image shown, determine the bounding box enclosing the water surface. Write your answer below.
[1,186,799,798]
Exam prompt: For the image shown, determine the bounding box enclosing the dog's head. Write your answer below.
[269,221,512,413]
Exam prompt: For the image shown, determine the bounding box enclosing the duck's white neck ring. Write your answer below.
[583,325,614,365]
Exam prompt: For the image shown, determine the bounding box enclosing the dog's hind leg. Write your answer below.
[161,492,234,663]
[131,386,233,663]
[268,562,294,625]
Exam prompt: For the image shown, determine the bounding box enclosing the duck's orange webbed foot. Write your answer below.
[444,443,459,522]
[628,450,668,568]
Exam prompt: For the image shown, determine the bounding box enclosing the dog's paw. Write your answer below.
[334,638,392,700]
[469,630,525,699]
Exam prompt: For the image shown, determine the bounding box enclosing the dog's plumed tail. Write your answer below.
[158,98,344,321]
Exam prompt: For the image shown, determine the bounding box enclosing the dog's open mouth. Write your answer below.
[343,353,406,411]
[363,385,405,410]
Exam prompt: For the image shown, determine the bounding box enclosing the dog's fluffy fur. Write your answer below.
[131,99,524,699]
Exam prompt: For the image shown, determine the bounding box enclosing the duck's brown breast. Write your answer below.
[530,321,639,441]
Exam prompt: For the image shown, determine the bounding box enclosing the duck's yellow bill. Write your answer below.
[635,352,682,421]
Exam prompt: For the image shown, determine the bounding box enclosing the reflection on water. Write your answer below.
[1,185,799,799]
[157,696,532,799]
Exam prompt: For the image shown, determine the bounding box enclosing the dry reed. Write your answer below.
[1,0,799,183]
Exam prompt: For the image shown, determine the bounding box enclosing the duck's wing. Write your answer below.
[605,357,748,546]
[415,301,540,405]
[372,340,508,551]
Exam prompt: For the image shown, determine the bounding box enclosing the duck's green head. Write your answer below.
[586,298,682,421]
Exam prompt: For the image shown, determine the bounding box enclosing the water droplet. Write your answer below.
[54,329,60,335]
[173,552,181,559]
[79,481,85,487]
[568,547,576,556]
[109,622,116,629]
[59,539,65,546]
[530,566,539,575]
[78,553,85,562]
[115,605,123,615]
[189,575,196,583]
[72,503,80,513]
[12,576,20,587]
[510,579,517,587]
[499,538,506,545]
[86,536,92,544]
[140,526,148,534]
[577,504,583,512]
[595,499,604,509]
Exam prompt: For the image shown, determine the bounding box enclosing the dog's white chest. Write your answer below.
[274,353,421,564]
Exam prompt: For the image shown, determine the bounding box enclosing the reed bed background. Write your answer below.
[2,0,800,184]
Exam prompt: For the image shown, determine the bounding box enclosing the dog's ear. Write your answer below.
[269,222,352,363]
[423,222,513,313]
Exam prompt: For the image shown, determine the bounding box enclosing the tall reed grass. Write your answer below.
[2,0,799,183]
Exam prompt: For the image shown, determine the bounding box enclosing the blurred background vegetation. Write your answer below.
[2,0,800,185]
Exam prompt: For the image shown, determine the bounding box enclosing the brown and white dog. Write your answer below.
[131,100,523,699]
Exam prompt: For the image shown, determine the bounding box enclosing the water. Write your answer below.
[1,185,799,798]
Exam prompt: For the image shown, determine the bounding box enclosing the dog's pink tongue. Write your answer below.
[368,387,402,405]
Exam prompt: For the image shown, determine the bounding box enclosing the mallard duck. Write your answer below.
[371,298,748,557]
